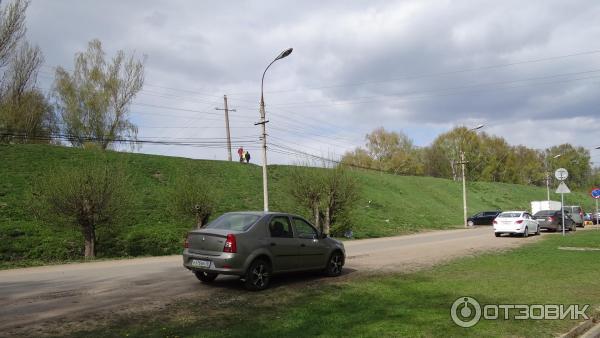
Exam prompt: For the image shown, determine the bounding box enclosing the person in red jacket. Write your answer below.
[237,147,244,163]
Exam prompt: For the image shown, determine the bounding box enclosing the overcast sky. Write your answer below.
[26,0,600,165]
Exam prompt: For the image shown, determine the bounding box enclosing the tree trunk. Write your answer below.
[83,225,95,259]
[324,206,331,236]
[313,202,320,232]
[196,212,202,229]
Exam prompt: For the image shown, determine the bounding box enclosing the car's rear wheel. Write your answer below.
[324,251,344,277]
[535,226,540,236]
[194,271,218,283]
[494,232,501,237]
[467,220,474,227]
[244,259,271,291]
[523,227,529,237]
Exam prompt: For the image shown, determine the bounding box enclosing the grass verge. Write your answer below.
[66,230,600,338]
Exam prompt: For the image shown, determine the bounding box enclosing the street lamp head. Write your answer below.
[596,146,600,149]
[472,124,484,131]
[275,48,293,61]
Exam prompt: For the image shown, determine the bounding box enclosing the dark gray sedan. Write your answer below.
[182,212,346,290]
[533,210,576,232]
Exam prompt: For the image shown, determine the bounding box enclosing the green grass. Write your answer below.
[66,230,600,338]
[0,143,596,268]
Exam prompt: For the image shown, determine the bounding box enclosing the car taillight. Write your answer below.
[515,220,523,224]
[548,216,554,221]
[184,235,190,249]
[223,234,237,253]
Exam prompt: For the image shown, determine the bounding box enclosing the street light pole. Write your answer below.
[460,124,484,227]
[258,48,293,212]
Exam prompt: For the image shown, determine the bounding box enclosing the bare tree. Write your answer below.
[0,0,27,69]
[54,39,145,149]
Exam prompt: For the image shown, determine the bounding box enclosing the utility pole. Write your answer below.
[460,150,468,228]
[215,95,235,161]
[256,100,269,211]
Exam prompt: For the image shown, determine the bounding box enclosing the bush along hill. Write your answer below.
[0,144,595,268]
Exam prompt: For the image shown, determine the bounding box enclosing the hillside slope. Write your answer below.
[0,144,594,267]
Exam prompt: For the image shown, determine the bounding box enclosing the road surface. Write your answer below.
[0,227,540,336]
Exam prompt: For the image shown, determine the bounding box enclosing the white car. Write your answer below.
[493,211,540,237]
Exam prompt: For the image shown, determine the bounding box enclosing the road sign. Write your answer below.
[591,188,600,199]
[556,182,571,194]
[555,168,568,181]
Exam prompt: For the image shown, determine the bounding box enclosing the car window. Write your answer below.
[534,210,555,216]
[204,213,261,231]
[484,212,498,216]
[293,218,318,239]
[498,212,521,218]
[269,216,293,238]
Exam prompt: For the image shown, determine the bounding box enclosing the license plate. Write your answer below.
[191,259,210,268]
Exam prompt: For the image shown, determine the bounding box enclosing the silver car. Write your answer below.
[182,212,346,290]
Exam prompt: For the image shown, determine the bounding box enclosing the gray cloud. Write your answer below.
[23,0,600,163]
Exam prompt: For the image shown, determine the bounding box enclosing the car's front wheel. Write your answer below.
[324,251,344,277]
[194,271,218,283]
[244,259,271,291]
[467,220,474,227]
[535,226,540,236]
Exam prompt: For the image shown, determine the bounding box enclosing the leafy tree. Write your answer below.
[320,165,359,236]
[426,127,481,180]
[54,39,145,149]
[288,166,324,229]
[33,156,130,258]
[170,174,215,229]
[545,144,592,190]
[342,127,422,175]
[0,42,55,142]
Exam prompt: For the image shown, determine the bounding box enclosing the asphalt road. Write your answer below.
[0,227,540,336]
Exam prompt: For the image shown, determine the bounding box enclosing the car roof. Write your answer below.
[500,211,525,214]
[224,211,305,218]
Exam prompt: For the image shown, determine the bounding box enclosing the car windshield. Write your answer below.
[498,212,521,218]
[534,210,555,216]
[204,214,261,231]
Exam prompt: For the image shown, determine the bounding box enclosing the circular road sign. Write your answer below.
[555,168,568,181]
[592,188,600,199]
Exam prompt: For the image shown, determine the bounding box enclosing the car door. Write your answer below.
[292,217,328,270]
[525,213,536,232]
[267,215,300,272]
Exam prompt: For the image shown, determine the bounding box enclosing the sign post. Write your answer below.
[555,168,569,236]
[591,188,600,229]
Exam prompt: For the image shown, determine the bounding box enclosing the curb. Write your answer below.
[559,308,600,338]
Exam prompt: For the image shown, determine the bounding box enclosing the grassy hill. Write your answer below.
[0,144,595,268]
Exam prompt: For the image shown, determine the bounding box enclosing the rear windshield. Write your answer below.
[498,212,521,218]
[204,214,261,231]
[534,210,556,216]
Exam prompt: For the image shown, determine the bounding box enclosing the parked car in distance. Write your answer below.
[584,213,592,222]
[493,211,540,237]
[182,212,346,291]
[467,210,502,226]
[563,205,584,227]
[533,210,576,232]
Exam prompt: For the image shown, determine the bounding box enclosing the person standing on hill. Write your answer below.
[244,151,251,164]
[237,147,244,163]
